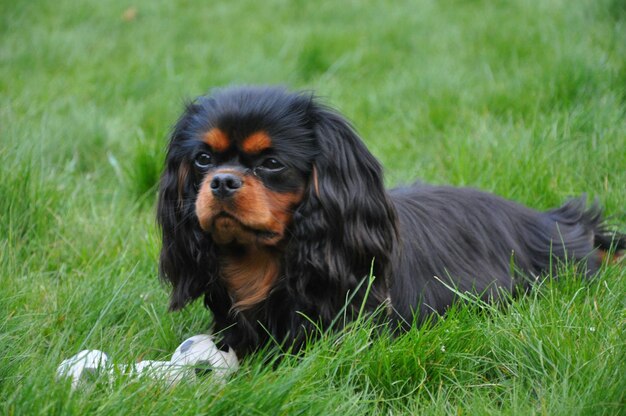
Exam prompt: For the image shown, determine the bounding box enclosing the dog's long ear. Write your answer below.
[157,104,219,311]
[286,104,398,319]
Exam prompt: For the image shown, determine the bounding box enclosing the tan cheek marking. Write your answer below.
[241,131,272,154]
[266,188,304,232]
[203,128,230,152]
[232,177,304,240]
[195,177,216,232]
[232,177,274,228]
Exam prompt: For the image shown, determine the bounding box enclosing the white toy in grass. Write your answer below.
[170,334,239,379]
[57,349,109,390]
[56,335,238,389]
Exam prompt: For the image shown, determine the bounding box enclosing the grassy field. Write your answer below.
[2,0,625,414]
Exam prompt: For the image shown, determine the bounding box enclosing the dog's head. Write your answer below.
[158,86,396,314]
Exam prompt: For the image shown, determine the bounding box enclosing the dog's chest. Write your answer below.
[220,247,280,310]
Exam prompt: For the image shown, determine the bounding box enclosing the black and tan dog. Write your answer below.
[157,86,625,357]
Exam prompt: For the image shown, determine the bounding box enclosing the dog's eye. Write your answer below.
[194,152,213,169]
[259,158,285,171]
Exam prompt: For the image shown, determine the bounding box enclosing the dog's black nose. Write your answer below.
[210,173,242,199]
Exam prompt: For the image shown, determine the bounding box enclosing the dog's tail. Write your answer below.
[547,196,626,267]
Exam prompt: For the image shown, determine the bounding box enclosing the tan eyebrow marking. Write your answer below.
[203,128,230,152]
[241,131,272,154]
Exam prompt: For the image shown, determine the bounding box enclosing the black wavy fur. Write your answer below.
[157,86,625,357]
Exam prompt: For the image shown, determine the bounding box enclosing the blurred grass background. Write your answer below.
[1,0,625,414]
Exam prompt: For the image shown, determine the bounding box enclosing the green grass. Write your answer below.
[1,0,625,414]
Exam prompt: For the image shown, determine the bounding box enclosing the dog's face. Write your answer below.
[168,87,318,249]
[193,129,307,247]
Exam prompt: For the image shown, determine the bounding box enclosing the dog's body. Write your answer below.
[157,86,624,357]
[389,185,607,323]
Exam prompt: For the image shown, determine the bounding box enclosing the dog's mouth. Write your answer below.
[209,211,280,245]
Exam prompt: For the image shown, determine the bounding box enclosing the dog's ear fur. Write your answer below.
[157,103,219,311]
[285,104,398,320]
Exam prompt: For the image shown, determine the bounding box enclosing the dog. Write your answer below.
[157,85,625,358]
